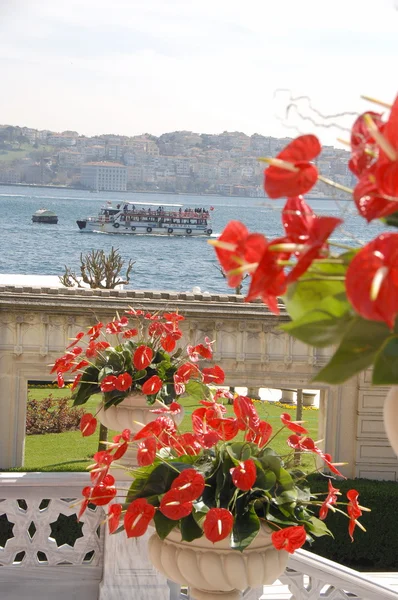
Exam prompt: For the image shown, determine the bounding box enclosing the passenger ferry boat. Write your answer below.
[76,201,213,237]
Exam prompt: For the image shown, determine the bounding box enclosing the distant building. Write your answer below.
[80,162,127,191]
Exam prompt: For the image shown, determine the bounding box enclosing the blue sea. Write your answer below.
[0,186,388,294]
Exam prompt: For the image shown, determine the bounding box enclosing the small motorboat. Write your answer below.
[32,209,58,224]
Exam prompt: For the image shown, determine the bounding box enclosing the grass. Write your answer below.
[16,387,320,473]
[0,144,54,164]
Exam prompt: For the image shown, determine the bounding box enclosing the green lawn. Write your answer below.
[18,387,320,473]
[0,144,54,164]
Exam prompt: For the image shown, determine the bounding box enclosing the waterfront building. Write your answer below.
[80,161,127,191]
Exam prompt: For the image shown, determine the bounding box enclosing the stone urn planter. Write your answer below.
[97,391,184,470]
[279,388,296,404]
[147,525,288,600]
[302,392,317,407]
[383,387,398,456]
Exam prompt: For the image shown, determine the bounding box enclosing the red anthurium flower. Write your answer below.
[171,469,205,502]
[133,419,163,442]
[71,373,82,391]
[160,335,176,352]
[176,362,199,383]
[160,489,193,520]
[170,432,202,456]
[164,311,185,323]
[133,345,153,370]
[71,359,89,373]
[173,374,185,396]
[264,135,321,199]
[89,450,114,485]
[203,508,234,543]
[86,341,110,359]
[124,498,155,538]
[87,322,103,341]
[202,365,225,384]
[285,216,343,284]
[346,233,398,330]
[245,420,273,447]
[271,525,307,553]
[57,372,65,388]
[100,375,118,392]
[231,459,257,491]
[353,167,398,222]
[280,413,308,434]
[193,343,213,359]
[375,95,398,198]
[78,487,92,520]
[245,244,287,314]
[137,436,157,466]
[282,196,315,243]
[80,413,97,437]
[142,375,163,395]
[91,477,116,506]
[66,332,85,349]
[115,372,132,392]
[213,220,249,288]
[319,480,340,520]
[349,111,383,177]
[213,417,240,441]
[347,489,362,542]
[108,504,122,533]
[123,328,138,339]
[233,396,260,431]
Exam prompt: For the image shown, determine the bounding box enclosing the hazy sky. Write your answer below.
[1,0,397,144]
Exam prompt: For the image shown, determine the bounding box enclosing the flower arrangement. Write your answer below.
[52,308,224,435]
[212,95,398,387]
[78,392,368,553]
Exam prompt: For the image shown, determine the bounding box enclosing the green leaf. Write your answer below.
[277,468,295,491]
[98,366,114,382]
[253,463,276,491]
[127,462,190,502]
[72,366,100,406]
[283,262,348,321]
[281,305,353,348]
[183,380,211,402]
[191,500,209,525]
[226,442,254,463]
[383,211,398,228]
[305,516,333,538]
[153,510,176,540]
[273,489,298,505]
[132,369,147,381]
[313,317,391,384]
[180,513,203,542]
[231,505,260,552]
[373,336,398,385]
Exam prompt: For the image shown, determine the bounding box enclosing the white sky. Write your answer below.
[1,0,397,144]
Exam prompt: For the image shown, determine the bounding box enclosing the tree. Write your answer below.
[214,265,249,295]
[59,247,134,289]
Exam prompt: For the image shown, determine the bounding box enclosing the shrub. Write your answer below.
[307,476,398,571]
[26,394,84,435]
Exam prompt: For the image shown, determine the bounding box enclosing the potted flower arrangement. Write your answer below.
[74,392,367,600]
[52,308,224,437]
[212,94,398,454]
[53,309,369,599]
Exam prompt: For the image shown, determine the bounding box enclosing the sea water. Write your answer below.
[0,185,388,294]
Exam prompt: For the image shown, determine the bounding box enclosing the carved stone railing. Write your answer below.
[0,472,104,600]
[1,473,398,600]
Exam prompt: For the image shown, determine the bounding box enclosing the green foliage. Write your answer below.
[307,477,398,570]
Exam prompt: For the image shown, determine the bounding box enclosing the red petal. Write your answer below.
[278,135,322,163]
[159,490,193,520]
[142,375,163,395]
[203,508,234,543]
[171,469,205,502]
[80,413,97,437]
[124,498,155,537]
[115,372,133,392]
[231,459,257,491]
[133,345,153,370]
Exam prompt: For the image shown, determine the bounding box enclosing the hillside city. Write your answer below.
[0,125,353,198]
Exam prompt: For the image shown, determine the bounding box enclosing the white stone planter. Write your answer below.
[97,391,157,434]
[147,525,288,600]
[302,392,316,407]
[383,386,398,456]
[279,389,296,404]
